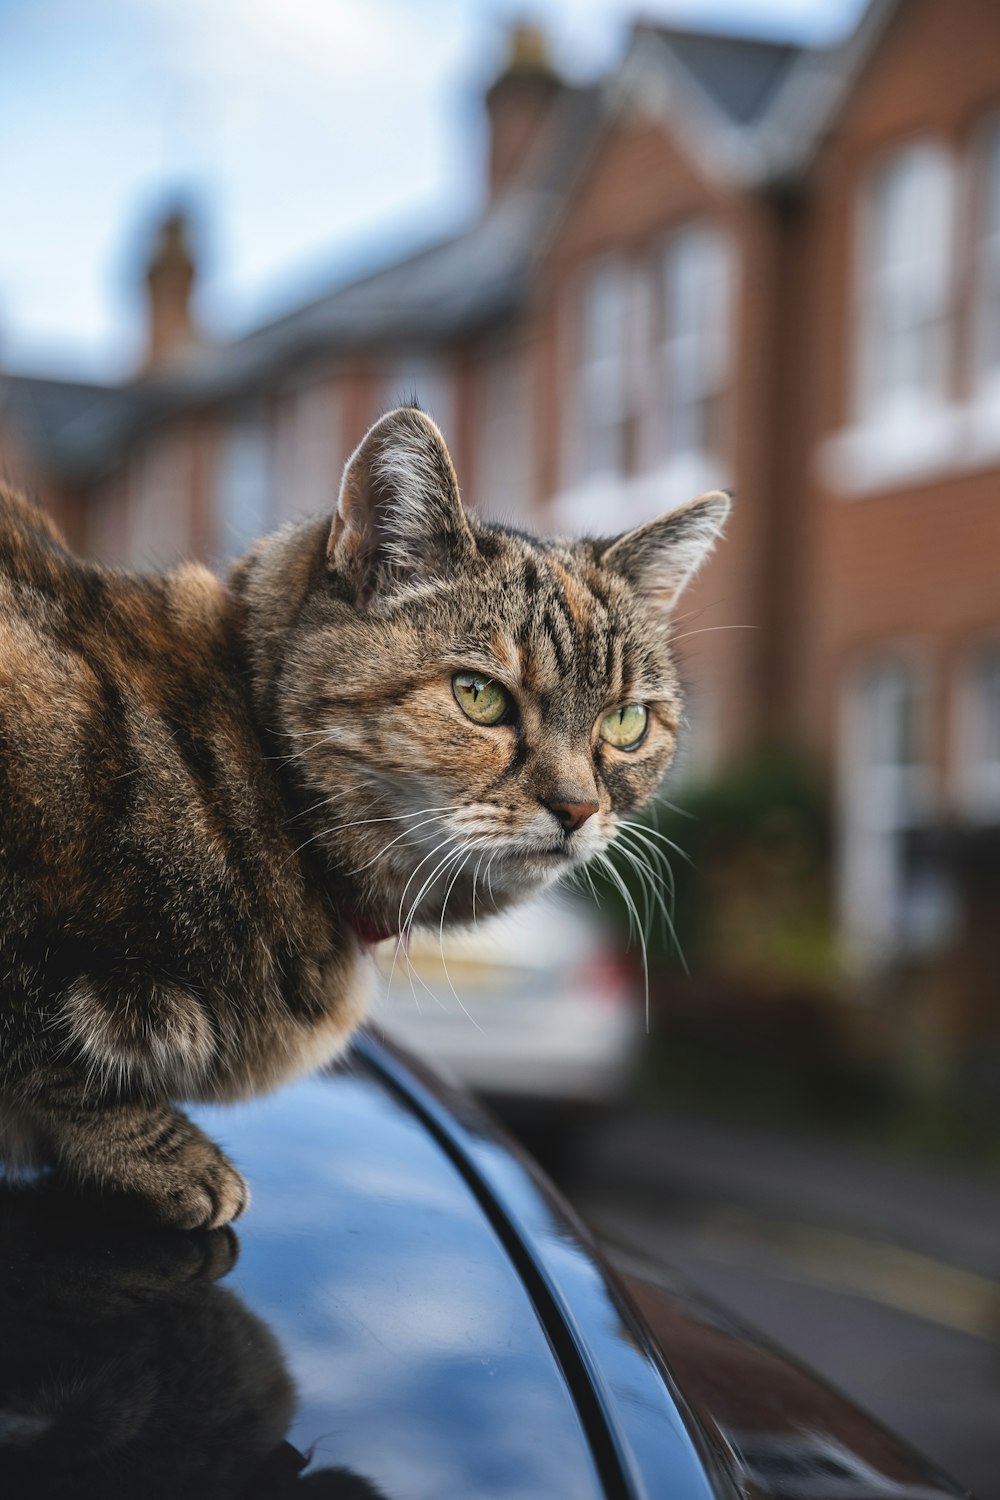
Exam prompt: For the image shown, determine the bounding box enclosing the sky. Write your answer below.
[0,0,867,380]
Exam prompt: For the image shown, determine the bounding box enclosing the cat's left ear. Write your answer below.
[598,490,731,612]
[328,406,474,606]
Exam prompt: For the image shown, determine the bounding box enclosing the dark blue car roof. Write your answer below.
[0,1032,970,1499]
[188,1034,722,1500]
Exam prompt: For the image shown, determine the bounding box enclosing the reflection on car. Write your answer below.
[0,1033,972,1500]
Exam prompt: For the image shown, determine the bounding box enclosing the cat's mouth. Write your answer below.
[519,840,592,868]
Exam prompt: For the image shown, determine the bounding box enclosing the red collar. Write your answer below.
[349,911,399,946]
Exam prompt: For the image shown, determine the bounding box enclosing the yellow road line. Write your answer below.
[595,1199,1000,1340]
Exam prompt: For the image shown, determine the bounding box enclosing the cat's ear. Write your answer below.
[328,406,473,605]
[598,490,730,612]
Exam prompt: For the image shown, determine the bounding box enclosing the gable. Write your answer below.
[544,106,732,274]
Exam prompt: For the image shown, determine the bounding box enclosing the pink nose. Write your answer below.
[547,799,599,834]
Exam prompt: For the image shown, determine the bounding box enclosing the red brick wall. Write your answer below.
[798,0,1000,789]
[534,108,791,764]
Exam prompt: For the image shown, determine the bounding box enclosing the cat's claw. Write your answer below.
[165,1157,250,1232]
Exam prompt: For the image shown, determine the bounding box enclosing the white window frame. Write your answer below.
[572,257,634,485]
[657,224,733,473]
[824,141,960,496]
[963,115,1000,464]
[973,119,1000,399]
[555,235,733,534]
[839,657,944,967]
[856,141,956,427]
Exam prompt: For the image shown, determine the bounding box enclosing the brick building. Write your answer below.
[2,0,999,973]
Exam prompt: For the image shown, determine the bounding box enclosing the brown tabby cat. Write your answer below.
[0,406,728,1229]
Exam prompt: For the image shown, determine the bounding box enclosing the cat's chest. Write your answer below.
[207,930,377,1102]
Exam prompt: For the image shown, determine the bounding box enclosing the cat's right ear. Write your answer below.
[327,406,474,607]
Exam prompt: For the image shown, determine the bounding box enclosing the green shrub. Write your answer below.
[581,749,838,990]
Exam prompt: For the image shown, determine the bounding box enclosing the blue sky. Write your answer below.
[0,0,866,380]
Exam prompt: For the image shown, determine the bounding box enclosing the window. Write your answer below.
[659,227,732,464]
[574,258,633,482]
[840,660,944,964]
[560,234,733,523]
[216,410,271,562]
[974,123,1000,392]
[476,345,535,523]
[858,143,954,423]
[272,382,342,524]
[958,650,1000,820]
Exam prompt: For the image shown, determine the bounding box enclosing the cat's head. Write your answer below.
[256,407,729,939]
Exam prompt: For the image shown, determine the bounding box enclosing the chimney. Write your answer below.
[485,23,563,197]
[141,208,199,371]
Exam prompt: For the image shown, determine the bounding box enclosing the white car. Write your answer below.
[368,892,641,1113]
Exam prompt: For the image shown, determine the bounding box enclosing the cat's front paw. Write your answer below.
[40,1097,251,1232]
[102,1122,251,1232]
[152,1146,250,1232]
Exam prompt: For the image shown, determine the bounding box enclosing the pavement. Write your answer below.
[565,1112,1000,1500]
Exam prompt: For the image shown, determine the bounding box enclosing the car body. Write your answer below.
[0,1031,972,1499]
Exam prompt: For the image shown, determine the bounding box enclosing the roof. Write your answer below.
[634,22,803,126]
[229,83,600,363]
[0,84,602,483]
[0,3,902,485]
[0,373,154,484]
[626,1,905,185]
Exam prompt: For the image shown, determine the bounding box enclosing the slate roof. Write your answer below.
[636,23,803,126]
[0,373,153,484]
[0,2,898,484]
[0,84,602,482]
[235,85,602,363]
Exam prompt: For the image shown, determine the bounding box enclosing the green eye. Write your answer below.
[452,672,511,726]
[599,703,648,750]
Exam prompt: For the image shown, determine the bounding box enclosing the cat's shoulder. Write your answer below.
[0,486,233,669]
[0,484,70,563]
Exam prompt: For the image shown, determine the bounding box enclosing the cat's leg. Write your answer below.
[20,971,249,1229]
[29,1083,249,1231]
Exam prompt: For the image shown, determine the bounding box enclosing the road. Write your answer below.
[550,1114,1000,1500]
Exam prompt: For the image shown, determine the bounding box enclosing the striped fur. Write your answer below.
[0,408,727,1228]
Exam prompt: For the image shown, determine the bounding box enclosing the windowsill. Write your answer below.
[550,452,729,534]
[966,380,1000,463]
[819,390,1000,496]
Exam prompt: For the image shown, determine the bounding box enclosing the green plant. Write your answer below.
[582,749,838,989]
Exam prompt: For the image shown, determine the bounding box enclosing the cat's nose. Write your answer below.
[546,798,600,834]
